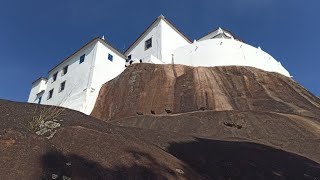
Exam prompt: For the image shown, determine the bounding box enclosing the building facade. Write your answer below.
[124,15,191,64]
[28,15,291,114]
[173,28,290,77]
[28,38,126,114]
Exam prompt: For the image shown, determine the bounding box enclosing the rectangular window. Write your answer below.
[59,81,66,92]
[79,54,85,64]
[145,38,152,50]
[52,72,58,82]
[108,53,113,61]
[48,89,54,99]
[62,65,68,76]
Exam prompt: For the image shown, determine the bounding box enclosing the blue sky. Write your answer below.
[0,0,319,102]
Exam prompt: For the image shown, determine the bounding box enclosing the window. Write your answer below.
[108,53,113,61]
[59,81,66,92]
[48,89,54,99]
[62,65,68,76]
[52,72,58,82]
[79,54,85,64]
[38,97,42,104]
[145,38,152,50]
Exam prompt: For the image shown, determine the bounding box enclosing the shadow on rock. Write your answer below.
[167,138,320,180]
[40,149,171,180]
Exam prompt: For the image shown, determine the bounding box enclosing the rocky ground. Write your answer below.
[1,64,320,179]
[92,64,320,120]
[0,100,201,179]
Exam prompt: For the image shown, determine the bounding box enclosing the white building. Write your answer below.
[173,28,290,77]
[124,15,191,64]
[28,15,291,114]
[28,38,126,114]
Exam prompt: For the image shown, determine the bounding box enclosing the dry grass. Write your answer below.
[29,105,65,131]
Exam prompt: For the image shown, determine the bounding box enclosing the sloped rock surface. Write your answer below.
[89,64,320,179]
[0,100,201,180]
[91,64,320,120]
[112,110,320,163]
[1,100,320,179]
[2,64,320,179]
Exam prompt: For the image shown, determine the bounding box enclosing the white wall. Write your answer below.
[40,42,98,112]
[28,39,126,115]
[125,19,190,65]
[125,21,162,63]
[83,41,126,114]
[160,20,190,63]
[28,79,48,103]
[173,39,290,77]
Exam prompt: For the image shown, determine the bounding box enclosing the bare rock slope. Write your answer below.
[91,64,320,157]
[92,64,320,120]
[2,64,320,179]
[0,100,202,179]
[1,100,320,179]
[90,64,320,179]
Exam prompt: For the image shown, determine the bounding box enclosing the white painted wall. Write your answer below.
[28,78,48,103]
[125,19,190,65]
[160,20,190,63]
[125,21,162,63]
[40,41,98,112]
[173,39,290,77]
[83,41,126,114]
[28,39,126,115]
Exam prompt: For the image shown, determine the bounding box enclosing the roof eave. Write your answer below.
[198,27,244,42]
[162,17,192,44]
[32,77,48,85]
[98,38,126,59]
[124,16,161,55]
[48,38,100,74]
[48,37,125,74]
[124,15,192,55]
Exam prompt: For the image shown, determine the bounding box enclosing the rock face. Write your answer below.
[89,64,320,179]
[0,100,202,179]
[2,64,320,179]
[112,110,320,164]
[1,100,320,179]
[91,64,320,120]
